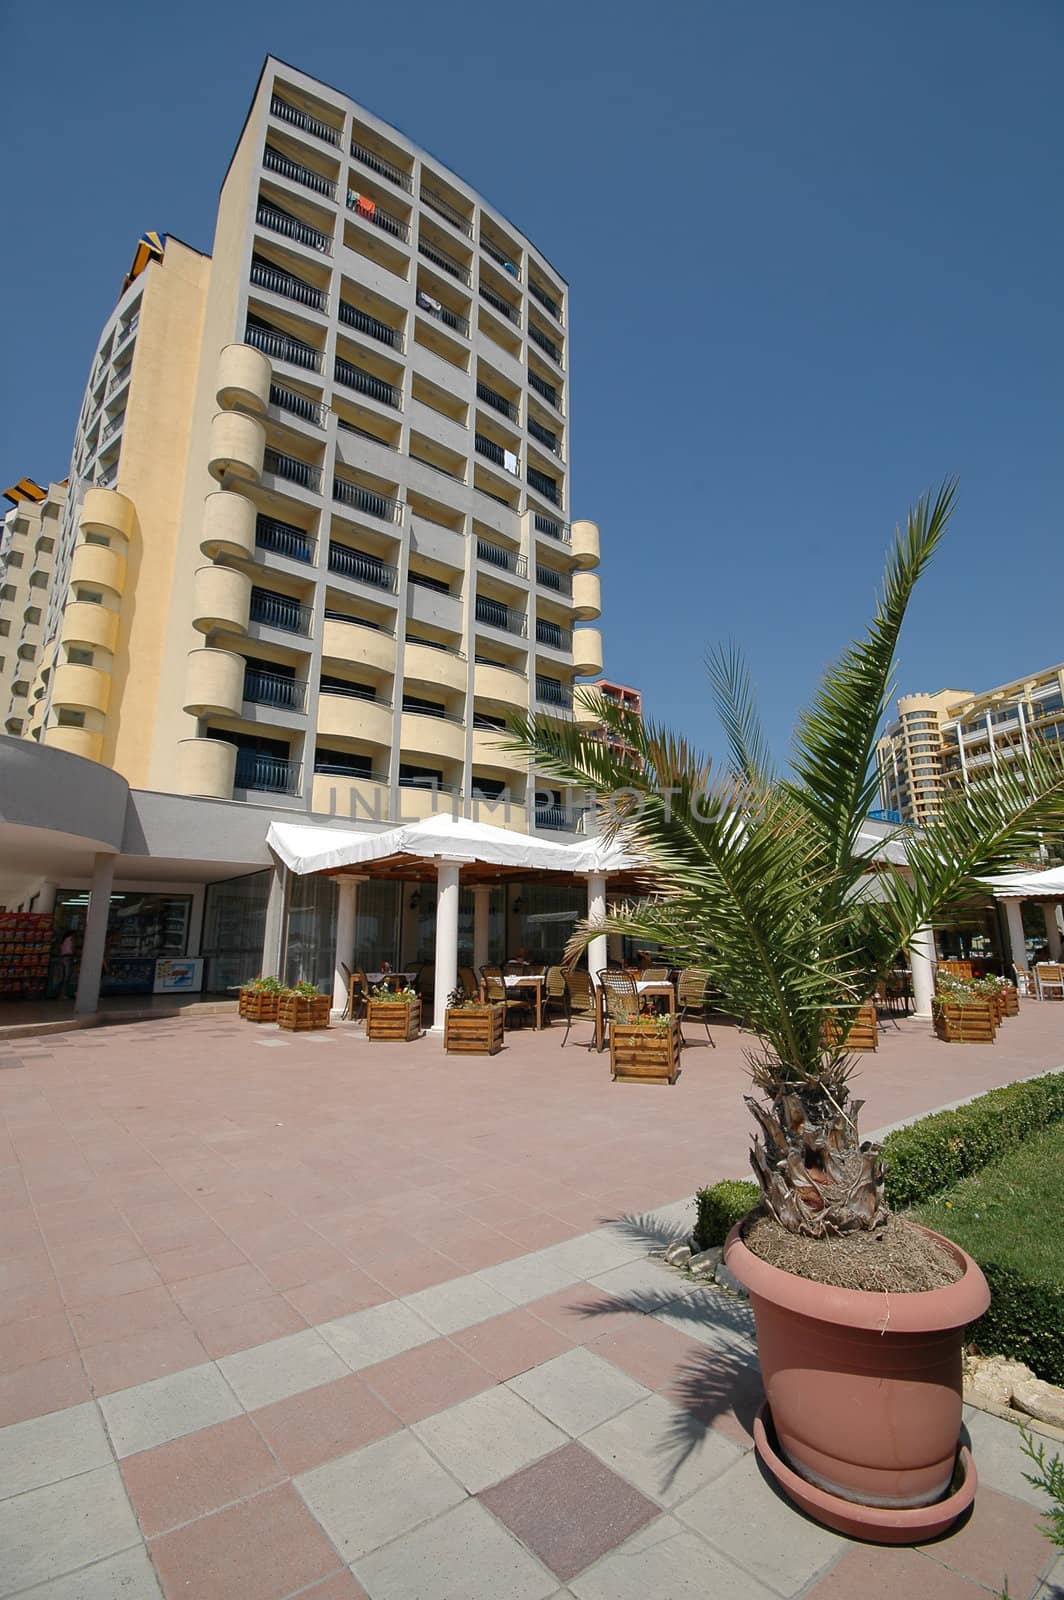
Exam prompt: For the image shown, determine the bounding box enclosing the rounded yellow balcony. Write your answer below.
[574,694,601,727]
[176,736,237,799]
[184,647,246,716]
[317,691,394,748]
[570,518,601,570]
[216,342,272,415]
[71,542,126,595]
[322,616,396,674]
[61,600,119,653]
[207,411,265,484]
[201,491,257,560]
[51,662,111,716]
[571,626,604,677]
[472,727,527,773]
[192,565,251,635]
[79,487,136,542]
[43,725,104,762]
[474,660,528,706]
[571,570,601,621]
[403,641,467,694]
[400,710,466,764]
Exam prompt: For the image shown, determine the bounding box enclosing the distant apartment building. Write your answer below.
[581,676,642,759]
[0,479,66,738]
[877,665,1064,824]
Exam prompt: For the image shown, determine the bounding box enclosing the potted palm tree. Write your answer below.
[505,483,1064,1544]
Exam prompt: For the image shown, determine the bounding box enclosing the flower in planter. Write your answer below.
[285,980,323,1000]
[445,986,480,1010]
[369,983,417,1003]
[248,974,284,993]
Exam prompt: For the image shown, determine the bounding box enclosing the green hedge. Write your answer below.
[694,1179,760,1249]
[969,1263,1064,1388]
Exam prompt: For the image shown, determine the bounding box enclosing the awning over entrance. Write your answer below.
[982,865,1064,900]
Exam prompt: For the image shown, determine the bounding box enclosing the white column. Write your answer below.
[1003,899,1028,973]
[432,859,462,1031]
[261,860,288,980]
[332,877,360,1014]
[472,884,492,972]
[586,872,608,985]
[908,923,935,1020]
[1043,903,1062,960]
[33,881,57,915]
[74,853,116,1016]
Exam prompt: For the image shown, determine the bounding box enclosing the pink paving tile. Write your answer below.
[455,1193,543,1227]
[48,1234,150,1275]
[361,1336,496,1424]
[152,1238,249,1284]
[226,1218,321,1258]
[184,1293,308,1359]
[59,1255,163,1308]
[0,1250,55,1291]
[919,1486,1050,1596]
[479,1441,662,1582]
[805,1544,991,1599]
[0,1310,76,1374]
[525,1284,634,1345]
[496,1212,582,1250]
[295,1575,370,1600]
[592,1311,714,1390]
[352,1244,467,1297]
[0,1277,65,1326]
[251,1372,401,1476]
[450,1307,576,1381]
[148,1482,345,1600]
[69,1286,186,1349]
[0,1353,93,1427]
[256,1241,353,1292]
[284,1266,391,1325]
[122,1415,285,1537]
[80,1321,210,1396]
[169,1262,274,1317]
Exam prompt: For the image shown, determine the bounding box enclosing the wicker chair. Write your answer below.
[676,968,717,1047]
[481,966,533,1027]
[543,965,568,1027]
[1035,963,1064,1001]
[458,966,481,1000]
[560,969,598,1047]
[641,965,670,982]
[597,969,641,1049]
[1013,963,1035,998]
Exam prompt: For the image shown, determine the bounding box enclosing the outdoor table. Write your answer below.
[593,977,676,1051]
[503,972,546,1029]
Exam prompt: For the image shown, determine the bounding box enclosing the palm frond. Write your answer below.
[707,642,774,784]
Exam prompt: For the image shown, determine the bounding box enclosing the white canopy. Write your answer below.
[981,865,1064,899]
[266,813,641,878]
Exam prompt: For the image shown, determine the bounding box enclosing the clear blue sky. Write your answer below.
[4,1,1060,762]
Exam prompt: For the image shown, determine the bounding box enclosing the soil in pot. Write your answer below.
[743,1211,964,1294]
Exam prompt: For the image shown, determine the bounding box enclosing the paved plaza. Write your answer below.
[1,1006,1062,1598]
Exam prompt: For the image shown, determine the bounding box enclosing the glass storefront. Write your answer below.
[201,870,271,993]
[511,883,582,967]
[353,880,402,972]
[53,889,192,997]
[285,874,337,993]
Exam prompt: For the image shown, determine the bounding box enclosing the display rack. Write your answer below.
[0,912,54,999]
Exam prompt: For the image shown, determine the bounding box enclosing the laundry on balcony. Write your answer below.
[503,450,519,474]
[416,290,442,313]
[348,192,376,217]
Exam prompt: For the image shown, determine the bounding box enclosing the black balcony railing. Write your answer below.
[246,320,323,372]
[243,668,308,712]
[536,619,571,651]
[107,366,131,397]
[332,477,403,523]
[333,357,402,409]
[477,539,527,578]
[536,565,572,596]
[527,467,560,506]
[251,257,328,312]
[235,749,302,794]
[263,448,322,493]
[479,284,521,326]
[256,515,315,563]
[337,419,398,450]
[420,187,473,237]
[256,201,332,254]
[402,700,464,725]
[406,634,466,660]
[528,324,562,364]
[481,237,521,280]
[263,145,337,199]
[417,238,471,285]
[100,415,123,443]
[346,191,410,242]
[533,511,570,544]
[350,138,412,191]
[476,597,527,637]
[536,676,573,708]
[250,588,312,634]
[337,300,403,350]
[269,384,326,428]
[476,382,518,422]
[415,291,469,336]
[475,434,518,473]
[271,95,341,147]
[528,369,562,410]
[115,314,139,348]
[325,609,396,637]
[528,280,562,320]
[327,542,399,589]
[528,417,562,457]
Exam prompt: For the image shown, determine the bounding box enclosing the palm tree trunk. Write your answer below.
[745,1088,887,1236]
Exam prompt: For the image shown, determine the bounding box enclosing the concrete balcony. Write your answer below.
[216,343,272,414]
[192,565,252,634]
[43,726,104,762]
[176,736,236,799]
[322,616,396,673]
[396,783,461,822]
[311,772,390,822]
[472,727,526,773]
[79,486,135,543]
[201,491,257,561]
[404,640,466,693]
[61,600,119,653]
[474,660,527,706]
[183,647,245,717]
[570,518,600,570]
[469,796,527,833]
[571,570,601,621]
[207,411,266,484]
[318,691,394,747]
[71,542,126,595]
[401,710,465,763]
[572,627,603,677]
[51,663,111,716]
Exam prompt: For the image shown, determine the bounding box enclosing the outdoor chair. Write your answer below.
[1035,963,1064,1001]
[349,967,371,1024]
[482,968,534,1028]
[339,961,353,1021]
[676,967,717,1047]
[560,969,598,1047]
[543,965,568,1027]
[458,966,480,1000]
[597,969,642,1049]
[641,965,670,982]
[1013,963,1036,998]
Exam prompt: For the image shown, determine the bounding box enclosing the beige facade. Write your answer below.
[878,666,1064,824]
[31,58,603,838]
[0,480,66,738]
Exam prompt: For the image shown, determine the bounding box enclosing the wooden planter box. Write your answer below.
[444,1004,504,1055]
[822,1001,878,1052]
[999,984,1019,1018]
[241,989,280,1024]
[277,993,331,1032]
[610,1019,680,1084]
[366,997,422,1042]
[934,999,997,1043]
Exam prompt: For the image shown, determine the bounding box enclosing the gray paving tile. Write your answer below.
[508,1347,651,1436]
[963,1406,1058,1512]
[296,1429,465,1562]
[0,1403,112,1501]
[588,1257,701,1302]
[0,1465,141,1598]
[1038,1551,1064,1598]
[536,1229,648,1283]
[569,1513,779,1599]
[8,1545,163,1598]
[401,1274,515,1336]
[218,1327,348,1410]
[652,1285,758,1360]
[477,1250,580,1307]
[582,1393,744,1507]
[412,1385,567,1492]
[675,1450,845,1593]
[99,1362,241,1458]
[353,1498,556,1600]
[318,1299,436,1371]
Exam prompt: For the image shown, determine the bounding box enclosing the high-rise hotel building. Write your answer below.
[31,57,604,835]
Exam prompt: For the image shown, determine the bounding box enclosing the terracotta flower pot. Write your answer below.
[723,1222,990,1543]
